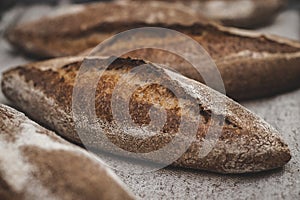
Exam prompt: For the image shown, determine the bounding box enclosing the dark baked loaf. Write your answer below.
[5,0,213,58]
[2,56,291,174]
[5,1,289,58]
[0,104,135,200]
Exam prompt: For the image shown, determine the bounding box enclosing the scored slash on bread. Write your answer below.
[1,56,291,174]
[5,1,300,100]
[0,104,135,200]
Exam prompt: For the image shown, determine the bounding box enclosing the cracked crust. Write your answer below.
[2,56,291,174]
[0,104,135,200]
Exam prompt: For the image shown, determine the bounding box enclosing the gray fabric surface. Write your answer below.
[0,5,299,200]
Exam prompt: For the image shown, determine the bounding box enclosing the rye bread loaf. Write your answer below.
[0,104,135,200]
[5,0,213,58]
[126,0,287,28]
[5,1,291,59]
[1,56,291,174]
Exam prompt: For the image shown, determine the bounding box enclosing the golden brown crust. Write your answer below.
[0,104,135,200]
[2,56,291,174]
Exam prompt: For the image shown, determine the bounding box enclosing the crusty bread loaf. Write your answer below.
[5,0,213,58]
[127,0,287,28]
[0,104,135,200]
[6,1,300,100]
[5,1,291,59]
[2,56,291,174]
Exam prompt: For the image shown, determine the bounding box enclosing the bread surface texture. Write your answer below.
[2,56,291,174]
[0,104,135,200]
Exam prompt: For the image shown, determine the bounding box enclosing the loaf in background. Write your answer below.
[5,0,213,58]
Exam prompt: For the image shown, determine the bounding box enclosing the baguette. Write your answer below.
[0,104,135,200]
[6,2,300,100]
[127,0,287,28]
[5,0,213,58]
[5,1,291,59]
[1,56,291,174]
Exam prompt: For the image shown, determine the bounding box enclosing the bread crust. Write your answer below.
[2,56,291,174]
[0,104,135,200]
[5,1,212,58]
